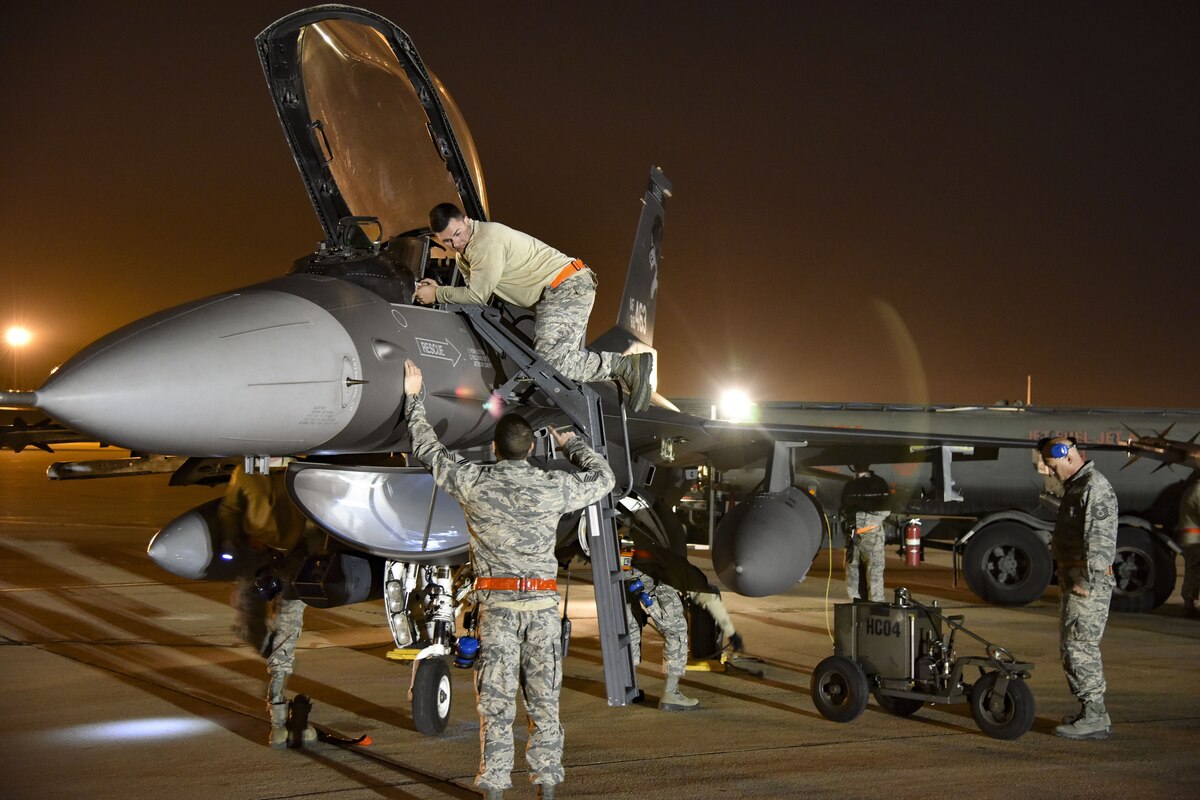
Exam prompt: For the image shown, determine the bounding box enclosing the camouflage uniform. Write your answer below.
[688,589,738,642]
[534,271,614,383]
[624,567,689,678]
[432,220,613,383]
[845,511,888,602]
[841,469,891,602]
[406,393,615,793]
[219,466,319,707]
[1051,461,1117,710]
[1177,471,1200,615]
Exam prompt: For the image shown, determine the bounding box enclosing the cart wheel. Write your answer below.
[873,689,924,717]
[413,657,452,735]
[811,656,869,723]
[969,672,1034,740]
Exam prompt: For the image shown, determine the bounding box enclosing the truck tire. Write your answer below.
[412,657,452,735]
[1110,527,1176,613]
[969,672,1034,740]
[1152,538,1178,609]
[962,522,1052,606]
[810,655,869,723]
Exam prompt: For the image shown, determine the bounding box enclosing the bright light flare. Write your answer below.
[4,326,32,347]
[484,392,506,418]
[717,388,755,422]
[44,716,219,744]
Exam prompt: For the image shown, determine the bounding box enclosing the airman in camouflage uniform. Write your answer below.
[219,463,322,747]
[624,566,699,710]
[1041,437,1117,740]
[404,360,615,799]
[417,204,654,412]
[841,466,892,602]
[1178,470,1200,619]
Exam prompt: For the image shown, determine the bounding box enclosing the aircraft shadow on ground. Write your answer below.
[0,540,419,746]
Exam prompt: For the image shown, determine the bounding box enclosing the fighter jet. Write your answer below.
[0,5,1039,732]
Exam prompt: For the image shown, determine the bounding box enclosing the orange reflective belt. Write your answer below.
[473,577,558,592]
[549,259,586,289]
[855,525,880,535]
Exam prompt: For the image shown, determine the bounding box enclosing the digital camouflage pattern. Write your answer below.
[232,578,307,703]
[476,605,564,788]
[1052,461,1118,705]
[845,511,889,602]
[406,393,615,791]
[841,470,891,602]
[533,271,615,383]
[407,394,614,598]
[625,567,689,677]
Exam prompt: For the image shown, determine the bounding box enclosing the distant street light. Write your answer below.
[4,326,31,347]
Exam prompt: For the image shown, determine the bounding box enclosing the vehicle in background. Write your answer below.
[670,399,1196,613]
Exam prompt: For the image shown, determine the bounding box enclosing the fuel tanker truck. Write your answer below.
[670,399,1196,613]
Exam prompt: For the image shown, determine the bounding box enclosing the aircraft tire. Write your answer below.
[873,690,924,717]
[969,672,1034,740]
[962,522,1052,606]
[1110,527,1175,613]
[687,601,722,660]
[412,657,452,735]
[810,655,869,723]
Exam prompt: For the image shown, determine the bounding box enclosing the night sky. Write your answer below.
[3,2,1197,408]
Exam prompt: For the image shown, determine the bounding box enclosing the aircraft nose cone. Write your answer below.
[35,287,361,455]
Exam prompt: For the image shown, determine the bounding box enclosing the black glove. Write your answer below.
[729,633,744,653]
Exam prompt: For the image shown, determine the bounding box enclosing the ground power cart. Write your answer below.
[810,588,1035,739]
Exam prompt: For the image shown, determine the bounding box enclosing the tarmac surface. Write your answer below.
[2,446,1199,799]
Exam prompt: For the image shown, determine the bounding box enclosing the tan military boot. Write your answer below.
[1054,701,1112,740]
[536,784,557,799]
[287,695,318,747]
[659,673,699,711]
[269,702,290,748]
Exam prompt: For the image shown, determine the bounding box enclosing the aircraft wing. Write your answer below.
[623,409,1035,473]
[0,415,92,453]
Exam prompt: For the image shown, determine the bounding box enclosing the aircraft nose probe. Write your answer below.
[0,391,38,407]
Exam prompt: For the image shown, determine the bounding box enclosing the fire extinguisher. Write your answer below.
[903,518,923,566]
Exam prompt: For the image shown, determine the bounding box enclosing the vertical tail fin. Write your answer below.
[590,166,672,355]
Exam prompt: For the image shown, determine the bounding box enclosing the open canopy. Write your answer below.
[257,5,488,243]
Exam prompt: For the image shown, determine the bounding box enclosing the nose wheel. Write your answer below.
[412,657,452,735]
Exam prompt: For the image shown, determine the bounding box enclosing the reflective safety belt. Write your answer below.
[549,259,586,289]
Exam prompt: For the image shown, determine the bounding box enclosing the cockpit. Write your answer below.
[258,9,487,304]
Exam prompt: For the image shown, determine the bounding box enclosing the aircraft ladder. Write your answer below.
[458,304,639,707]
